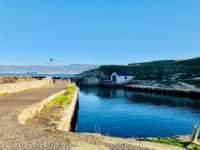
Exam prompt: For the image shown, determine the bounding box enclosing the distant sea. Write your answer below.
[0,73,76,78]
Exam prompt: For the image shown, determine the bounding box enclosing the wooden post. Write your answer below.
[191,126,200,144]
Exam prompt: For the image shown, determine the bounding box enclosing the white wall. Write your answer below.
[111,73,134,84]
[115,76,134,84]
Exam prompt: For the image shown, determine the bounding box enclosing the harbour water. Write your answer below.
[76,86,200,138]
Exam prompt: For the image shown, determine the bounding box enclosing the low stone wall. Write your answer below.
[18,84,79,131]
[125,85,200,99]
[18,90,66,124]
[0,78,53,95]
[99,83,200,99]
[57,86,79,132]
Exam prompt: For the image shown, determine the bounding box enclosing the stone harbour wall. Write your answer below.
[18,90,66,124]
[57,86,79,132]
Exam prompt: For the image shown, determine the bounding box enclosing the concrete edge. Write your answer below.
[18,89,66,124]
[0,78,54,95]
[56,86,79,132]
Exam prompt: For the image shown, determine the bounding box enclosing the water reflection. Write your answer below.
[80,86,200,109]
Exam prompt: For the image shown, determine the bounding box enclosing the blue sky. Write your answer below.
[0,0,199,65]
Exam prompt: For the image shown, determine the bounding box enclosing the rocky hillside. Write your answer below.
[79,57,200,86]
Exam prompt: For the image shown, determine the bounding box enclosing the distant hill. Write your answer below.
[130,57,200,67]
[175,57,200,66]
[130,60,176,66]
[80,57,200,81]
[0,64,99,74]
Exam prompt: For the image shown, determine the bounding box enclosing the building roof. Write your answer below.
[113,72,133,76]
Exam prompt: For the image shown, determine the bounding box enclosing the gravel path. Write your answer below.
[0,81,181,150]
[0,81,71,150]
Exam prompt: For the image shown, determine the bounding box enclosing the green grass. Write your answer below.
[45,84,76,112]
[0,92,8,96]
[148,138,200,150]
[187,144,200,150]
[148,138,188,147]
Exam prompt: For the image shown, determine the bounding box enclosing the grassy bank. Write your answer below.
[148,138,200,150]
[47,84,75,110]
[0,92,8,96]
[42,84,76,120]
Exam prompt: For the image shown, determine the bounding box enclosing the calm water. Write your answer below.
[76,87,200,138]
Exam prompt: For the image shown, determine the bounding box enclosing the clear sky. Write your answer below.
[0,0,199,65]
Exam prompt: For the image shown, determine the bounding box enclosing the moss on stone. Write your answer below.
[44,84,76,113]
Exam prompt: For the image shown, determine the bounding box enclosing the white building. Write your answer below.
[111,72,134,84]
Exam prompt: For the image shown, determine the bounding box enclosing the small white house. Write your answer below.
[111,72,134,84]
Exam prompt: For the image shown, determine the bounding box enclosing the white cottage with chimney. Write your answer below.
[111,72,134,84]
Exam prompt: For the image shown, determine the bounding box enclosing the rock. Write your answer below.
[81,77,100,86]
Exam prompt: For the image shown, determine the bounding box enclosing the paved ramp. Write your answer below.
[0,81,65,114]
